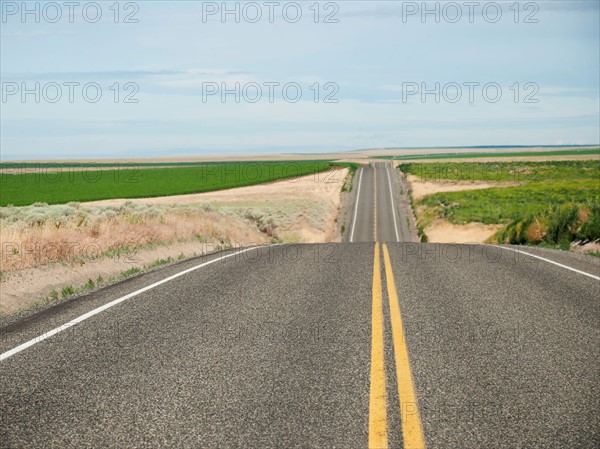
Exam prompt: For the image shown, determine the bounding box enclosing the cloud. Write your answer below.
[339,0,599,20]
[0,69,252,81]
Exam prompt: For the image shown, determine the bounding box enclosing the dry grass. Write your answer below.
[0,169,350,315]
[0,202,268,272]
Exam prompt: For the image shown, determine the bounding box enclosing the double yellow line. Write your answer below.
[373,169,378,241]
[369,244,388,446]
[369,166,425,449]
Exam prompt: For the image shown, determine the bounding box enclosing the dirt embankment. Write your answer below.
[405,174,504,244]
[423,221,504,244]
[407,174,522,202]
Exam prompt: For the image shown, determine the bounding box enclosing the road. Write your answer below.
[348,162,417,243]
[1,163,599,448]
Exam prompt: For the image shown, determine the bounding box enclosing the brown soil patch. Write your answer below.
[425,220,503,244]
[406,174,521,201]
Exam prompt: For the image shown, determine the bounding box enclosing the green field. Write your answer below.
[402,160,600,245]
[1,161,354,207]
[0,160,332,169]
[401,160,599,185]
[376,147,599,161]
[417,182,597,224]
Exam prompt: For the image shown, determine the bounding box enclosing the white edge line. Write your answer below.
[492,245,600,281]
[349,167,364,243]
[1,245,265,362]
[385,165,400,242]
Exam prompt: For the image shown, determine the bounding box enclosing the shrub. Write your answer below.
[417,224,428,242]
[559,235,572,251]
[576,202,600,241]
[120,267,141,279]
[546,204,579,243]
[24,211,47,226]
[61,286,75,298]
[524,219,546,243]
[244,210,278,237]
[495,201,600,248]
[84,278,95,290]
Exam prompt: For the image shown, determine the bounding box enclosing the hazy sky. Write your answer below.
[1,0,599,159]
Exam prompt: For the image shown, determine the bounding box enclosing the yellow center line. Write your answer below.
[369,243,388,449]
[373,167,378,242]
[382,244,426,449]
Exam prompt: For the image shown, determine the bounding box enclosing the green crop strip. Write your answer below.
[1,161,346,207]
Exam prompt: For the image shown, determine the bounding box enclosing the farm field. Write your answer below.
[401,160,600,247]
[0,161,354,207]
[376,147,599,161]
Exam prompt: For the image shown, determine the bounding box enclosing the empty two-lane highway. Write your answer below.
[1,163,599,448]
[348,163,416,243]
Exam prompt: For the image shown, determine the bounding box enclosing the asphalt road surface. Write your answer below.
[1,163,599,448]
[347,162,416,243]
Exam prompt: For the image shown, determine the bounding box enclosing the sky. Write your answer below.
[1,0,599,160]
